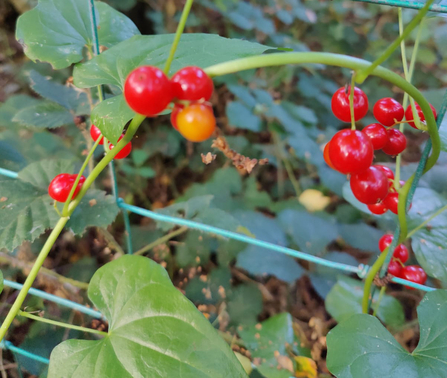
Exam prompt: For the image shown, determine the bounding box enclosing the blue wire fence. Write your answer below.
[0,0,445,372]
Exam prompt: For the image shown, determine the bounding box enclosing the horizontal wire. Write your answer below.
[353,0,447,13]
[1,340,49,364]
[3,280,103,319]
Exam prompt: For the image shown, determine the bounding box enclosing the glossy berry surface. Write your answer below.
[379,234,394,252]
[124,66,172,116]
[350,166,389,204]
[109,135,132,159]
[373,98,404,126]
[90,125,104,145]
[170,104,184,130]
[383,192,399,214]
[48,174,86,202]
[176,103,216,142]
[387,260,403,277]
[362,123,388,150]
[401,265,427,287]
[382,129,406,156]
[405,102,437,129]
[331,86,369,122]
[368,202,388,215]
[328,129,373,174]
[323,142,336,170]
[171,66,214,101]
[393,244,409,264]
[374,165,394,180]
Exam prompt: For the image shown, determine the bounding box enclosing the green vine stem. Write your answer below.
[349,72,356,130]
[163,0,194,74]
[62,136,102,216]
[18,311,107,337]
[134,226,189,256]
[355,0,433,84]
[205,53,440,166]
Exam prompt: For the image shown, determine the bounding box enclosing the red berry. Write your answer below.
[387,260,403,277]
[374,165,394,180]
[393,244,409,264]
[382,129,406,156]
[170,103,185,130]
[373,98,404,127]
[368,202,388,215]
[383,192,399,214]
[405,103,437,129]
[362,123,388,150]
[171,66,214,101]
[350,166,389,204]
[323,142,336,170]
[124,66,172,116]
[48,174,86,202]
[331,86,369,122]
[401,265,427,288]
[90,125,104,145]
[379,234,394,252]
[328,129,373,174]
[109,135,132,159]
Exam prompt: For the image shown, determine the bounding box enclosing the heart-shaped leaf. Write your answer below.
[327,289,447,378]
[48,255,248,378]
[16,0,139,69]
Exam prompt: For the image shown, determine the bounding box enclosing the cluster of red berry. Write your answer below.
[379,234,427,287]
[324,86,437,215]
[125,65,216,142]
[48,66,216,203]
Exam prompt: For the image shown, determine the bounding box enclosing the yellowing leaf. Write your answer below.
[298,189,331,212]
[234,352,253,375]
[294,356,317,378]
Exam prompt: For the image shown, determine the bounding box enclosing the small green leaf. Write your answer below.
[28,70,89,113]
[73,34,271,88]
[91,94,135,144]
[227,284,263,326]
[16,0,140,69]
[0,95,41,128]
[185,267,232,304]
[239,313,310,376]
[325,276,404,327]
[278,209,337,255]
[327,290,447,378]
[227,101,263,131]
[48,256,248,378]
[13,101,74,129]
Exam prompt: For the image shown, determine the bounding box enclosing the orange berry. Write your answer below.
[323,142,336,170]
[176,103,216,142]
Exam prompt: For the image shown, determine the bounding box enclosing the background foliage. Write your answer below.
[1,0,447,377]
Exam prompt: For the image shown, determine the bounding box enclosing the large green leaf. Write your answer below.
[73,34,271,89]
[48,255,248,378]
[327,290,447,378]
[16,0,140,69]
[409,188,447,284]
[0,95,41,129]
[0,160,119,250]
[325,276,404,328]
